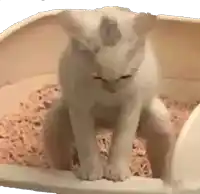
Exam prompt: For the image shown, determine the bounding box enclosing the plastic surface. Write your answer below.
[0,9,200,194]
[171,103,200,187]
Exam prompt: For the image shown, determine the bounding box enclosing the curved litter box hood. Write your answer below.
[1,9,200,194]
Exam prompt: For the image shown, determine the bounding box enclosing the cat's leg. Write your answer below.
[69,103,104,180]
[137,97,176,183]
[104,97,141,181]
[43,98,74,170]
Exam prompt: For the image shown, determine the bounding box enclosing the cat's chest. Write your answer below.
[91,103,120,121]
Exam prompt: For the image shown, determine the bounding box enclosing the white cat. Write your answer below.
[43,7,175,182]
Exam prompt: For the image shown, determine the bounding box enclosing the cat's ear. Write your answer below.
[56,10,84,41]
[133,12,157,36]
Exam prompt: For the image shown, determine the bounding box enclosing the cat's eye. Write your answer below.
[92,73,108,82]
[92,73,132,81]
[93,75,102,80]
[92,73,103,80]
[120,75,132,79]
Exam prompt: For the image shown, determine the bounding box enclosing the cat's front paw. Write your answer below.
[104,163,131,182]
[75,158,104,181]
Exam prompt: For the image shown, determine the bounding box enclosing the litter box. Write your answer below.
[0,9,200,194]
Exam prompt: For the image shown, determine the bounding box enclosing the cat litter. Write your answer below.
[0,84,196,178]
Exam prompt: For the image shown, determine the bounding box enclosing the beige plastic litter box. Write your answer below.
[0,9,200,194]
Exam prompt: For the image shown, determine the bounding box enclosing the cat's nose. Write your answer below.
[102,81,117,93]
[104,86,116,93]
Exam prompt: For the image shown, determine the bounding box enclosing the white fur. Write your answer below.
[44,7,175,182]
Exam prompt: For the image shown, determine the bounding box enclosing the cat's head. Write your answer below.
[57,7,157,93]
